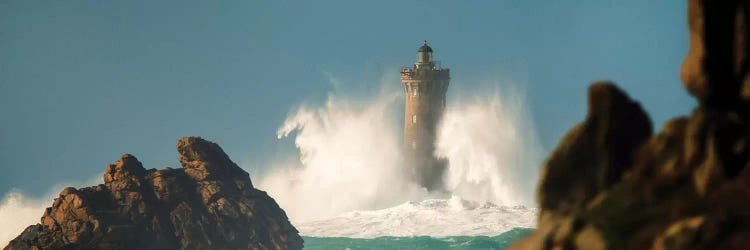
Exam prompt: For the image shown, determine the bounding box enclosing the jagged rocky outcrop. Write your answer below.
[4,137,303,250]
[511,0,750,249]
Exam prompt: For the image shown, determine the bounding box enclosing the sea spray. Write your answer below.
[0,191,51,247]
[257,84,542,223]
[258,92,428,223]
[436,89,541,206]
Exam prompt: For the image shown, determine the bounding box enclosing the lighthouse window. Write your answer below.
[412,115,417,124]
[412,141,417,149]
[412,87,418,96]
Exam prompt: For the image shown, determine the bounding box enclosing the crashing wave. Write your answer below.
[296,196,537,238]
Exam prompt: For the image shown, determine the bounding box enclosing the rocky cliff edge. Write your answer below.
[4,137,302,250]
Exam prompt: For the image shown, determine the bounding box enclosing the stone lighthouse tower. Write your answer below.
[401,41,450,190]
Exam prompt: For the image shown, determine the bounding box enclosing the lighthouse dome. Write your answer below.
[416,41,434,65]
[418,43,433,52]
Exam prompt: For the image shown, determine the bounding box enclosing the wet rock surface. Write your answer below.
[512,0,750,249]
[5,137,302,250]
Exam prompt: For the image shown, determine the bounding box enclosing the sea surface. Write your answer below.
[296,197,536,249]
[302,228,533,250]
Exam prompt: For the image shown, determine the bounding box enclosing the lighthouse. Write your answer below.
[401,41,450,190]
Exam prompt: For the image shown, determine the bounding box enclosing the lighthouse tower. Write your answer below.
[401,41,450,190]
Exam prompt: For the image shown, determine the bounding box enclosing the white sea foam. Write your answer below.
[296,196,537,238]
[436,90,541,206]
[256,77,542,224]
[0,191,51,247]
[256,91,430,223]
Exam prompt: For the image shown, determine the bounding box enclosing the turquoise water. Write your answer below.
[302,228,533,250]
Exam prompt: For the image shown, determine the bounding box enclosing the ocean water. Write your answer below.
[302,228,533,250]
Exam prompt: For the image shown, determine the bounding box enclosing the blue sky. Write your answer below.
[0,1,691,196]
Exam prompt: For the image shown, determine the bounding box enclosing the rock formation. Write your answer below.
[4,137,303,250]
[511,0,750,249]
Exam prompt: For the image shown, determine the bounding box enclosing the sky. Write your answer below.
[0,0,691,197]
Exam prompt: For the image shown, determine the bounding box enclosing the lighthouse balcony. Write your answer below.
[400,66,450,80]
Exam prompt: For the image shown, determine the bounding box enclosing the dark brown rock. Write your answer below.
[512,1,750,249]
[537,82,652,214]
[4,137,302,250]
[682,0,750,110]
